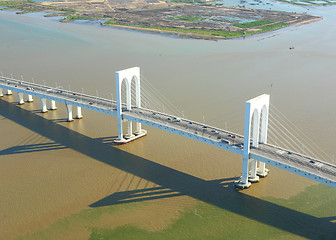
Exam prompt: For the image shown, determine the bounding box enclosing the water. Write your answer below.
[215,0,310,12]
[0,4,336,240]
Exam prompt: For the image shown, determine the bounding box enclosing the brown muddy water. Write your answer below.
[0,6,336,240]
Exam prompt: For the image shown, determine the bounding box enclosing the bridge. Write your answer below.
[0,67,335,189]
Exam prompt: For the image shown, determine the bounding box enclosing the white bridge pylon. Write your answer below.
[236,94,270,189]
[115,67,146,143]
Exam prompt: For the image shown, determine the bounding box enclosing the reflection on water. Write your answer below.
[0,4,336,239]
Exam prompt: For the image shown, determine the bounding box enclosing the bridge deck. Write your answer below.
[0,76,335,187]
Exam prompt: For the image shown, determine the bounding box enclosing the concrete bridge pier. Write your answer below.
[17,92,25,105]
[235,94,270,189]
[116,107,124,142]
[76,106,83,119]
[125,120,134,139]
[50,100,57,110]
[40,98,48,113]
[27,94,33,102]
[134,122,142,135]
[6,89,12,95]
[249,159,259,183]
[0,88,3,97]
[241,156,251,189]
[65,104,73,122]
[257,162,269,177]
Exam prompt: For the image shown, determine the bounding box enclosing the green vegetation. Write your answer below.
[0,1,27,9]
[104,19,117,25]
[16,9,38,14]
[44,12,62,17]
[258,22,288,31]
[171,15,206,22]
[104,21,249,38]
[58,8,76,14]
[0,1,77,15]
[61,14,100,22]
[103,19,290,38]
[0,1,294,39]
[233,20,273,28]
[0,1,41,14]
[232,21,288,35]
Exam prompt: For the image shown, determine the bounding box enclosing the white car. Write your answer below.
[173,117,181,122]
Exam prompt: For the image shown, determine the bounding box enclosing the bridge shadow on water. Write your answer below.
[89,177,234,207]
[51,118,71,123]
[0,142,67,155]
[0,99,335,239]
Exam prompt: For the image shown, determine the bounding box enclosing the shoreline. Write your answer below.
[101,17,322,40]
[0,0,323,40]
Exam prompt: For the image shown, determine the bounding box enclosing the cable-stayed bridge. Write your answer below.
[0,67,335,189]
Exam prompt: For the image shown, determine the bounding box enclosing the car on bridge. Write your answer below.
[173,117,181,122]
[228,134,236,138]
[221,139,230,144]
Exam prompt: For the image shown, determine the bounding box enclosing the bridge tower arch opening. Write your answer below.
[258,104,269,177]
[131,75,142,135]
[236,94,270,189]
[131,75,141,108]
[120,78,131,109]
[115,67,143,142]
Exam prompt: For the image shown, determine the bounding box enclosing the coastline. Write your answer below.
[100,17,322,40]
[0,0,323,40]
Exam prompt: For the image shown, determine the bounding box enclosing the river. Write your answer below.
[0,3,336,240]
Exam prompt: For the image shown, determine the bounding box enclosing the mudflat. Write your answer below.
[0,0,321,39]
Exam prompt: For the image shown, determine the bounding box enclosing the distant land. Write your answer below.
[0,0,322,39]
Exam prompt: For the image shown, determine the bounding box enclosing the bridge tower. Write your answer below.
[236,94,270,189]
[115,67,144,143]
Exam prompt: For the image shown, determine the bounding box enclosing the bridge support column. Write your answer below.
[0,88,3,97]
[27,94,33,102]
[125,120,134,139]
[76,106,83,119]
[116,115,124,141]
[6,89,12,95]
[65,104,73,122]
[235,94,270,189]
[40,98,48,113]
[257,162,269,177]
[241,156,251,189]
[249,159,259,183]
[135,122,142,135]
[17,92,25,105]
[50,100,57,110]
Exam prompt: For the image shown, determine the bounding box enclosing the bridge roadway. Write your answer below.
[0,76,335,188]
